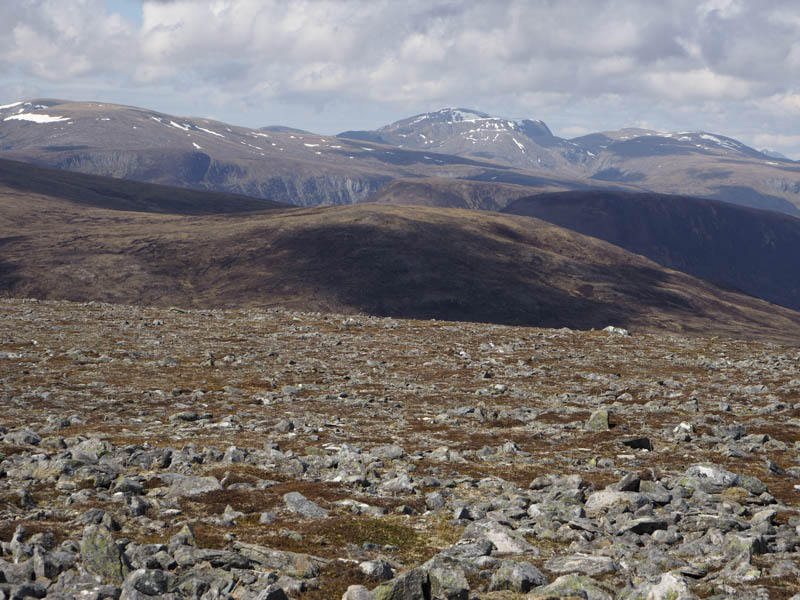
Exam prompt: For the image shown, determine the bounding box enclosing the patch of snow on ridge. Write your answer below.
[699,133,740,150]
[700,134,723,144]
[170,121,190,131]
[512,137,526,152]
[3,113,70,124]
[442,108,491,123]
[0,101,23,110]
[197,127,224,138]
[192,142,202,150]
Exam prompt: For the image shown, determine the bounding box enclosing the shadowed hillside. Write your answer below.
[0,158,287,215]
[503,190,800,311]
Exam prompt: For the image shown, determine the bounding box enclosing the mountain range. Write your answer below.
[340,107,800,215]
[1,98,799,338]
[2,100,799,215]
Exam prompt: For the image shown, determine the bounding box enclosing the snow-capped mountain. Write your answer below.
[340,109,800,215]
[338,107,593,173]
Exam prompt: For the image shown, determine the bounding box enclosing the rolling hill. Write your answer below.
[1,159,799,342]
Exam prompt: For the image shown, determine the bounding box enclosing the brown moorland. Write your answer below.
[2,161,800,342]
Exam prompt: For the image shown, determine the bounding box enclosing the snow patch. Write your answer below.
[192,142,203,150]
[699,133,722,144]
[0,101,23,111]
[170,121,190,131]
[3,113,70,124]
[304,143,320,147]
[197,127,224,138]
[512,137,526,152]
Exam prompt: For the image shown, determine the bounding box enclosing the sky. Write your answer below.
[1,0,800,158]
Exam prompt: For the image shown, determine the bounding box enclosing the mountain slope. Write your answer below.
[503,190,800,310]
[1,162,799,342]
[367,178,555,211]
[0,158,287,215]
[574,129,800,215]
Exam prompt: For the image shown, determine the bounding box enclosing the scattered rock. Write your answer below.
[489,559,548,592]
[586,409,610,431]
[283,491,329,518]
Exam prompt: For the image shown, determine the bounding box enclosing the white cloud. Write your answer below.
[747,133,800,160]
[1,0,800,154]
[645,69,753,101]
[0,0,135,82]
[560,125,592,138]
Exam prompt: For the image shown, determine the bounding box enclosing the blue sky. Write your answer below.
[105,0,142,25]
[2,0,800,158]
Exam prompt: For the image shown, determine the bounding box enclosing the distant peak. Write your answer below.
[389,108,552,136]
[435,107,492,121]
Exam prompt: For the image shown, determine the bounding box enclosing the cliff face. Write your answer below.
[49,150,392,206]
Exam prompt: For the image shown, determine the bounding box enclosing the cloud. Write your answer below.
[1,0,800,151]
[0,0,135,82]
[645,69,754,101]
[748,133,800,160]
[757,92,800,115]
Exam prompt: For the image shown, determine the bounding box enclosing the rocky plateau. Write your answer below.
[1,298,799,599]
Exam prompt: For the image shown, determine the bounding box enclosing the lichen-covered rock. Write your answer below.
[372,568,428,600]
[545,554,617,577]
[422,555,469,600]
[360,559,393,581]
[232,542,325,578]
[626,572,697,600]
[80,525,130,584]
[536,574,614,600]
[343,585,376,600]
[586,409,610,431]
[488,559,548,592]
[172,546,252,570]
